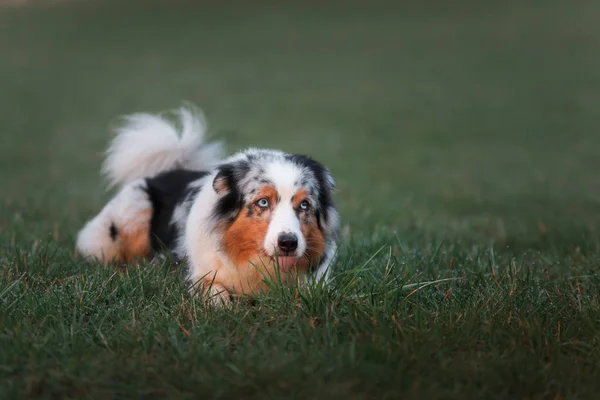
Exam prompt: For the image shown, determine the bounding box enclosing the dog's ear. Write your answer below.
[323,167,337,192]
[213,165,232,194]
[316,167,340,238]
[213,160,251,194]
[212,161,250,223]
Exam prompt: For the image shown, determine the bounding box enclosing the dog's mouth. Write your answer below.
[270,255,298,272]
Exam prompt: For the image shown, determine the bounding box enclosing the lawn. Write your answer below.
[2,0,600,398]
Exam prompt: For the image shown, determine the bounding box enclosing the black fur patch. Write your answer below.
[145,169,209,251]
[109,223,118,241]
[212,161,250,224]
[286,154,335,231]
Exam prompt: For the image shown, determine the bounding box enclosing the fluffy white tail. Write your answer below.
[102,106,224,187]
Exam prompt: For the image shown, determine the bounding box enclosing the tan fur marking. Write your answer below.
[293,188,325,271]
[254,185,278,208]
[117,209,152,263]
[298,217,325,271]
[222,185,277,266]
[218,185,288,294]
[292,188,310,209]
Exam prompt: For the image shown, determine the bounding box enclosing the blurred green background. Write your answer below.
[1,0,600,248]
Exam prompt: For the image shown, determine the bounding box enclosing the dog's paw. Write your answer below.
[195,282,232,309]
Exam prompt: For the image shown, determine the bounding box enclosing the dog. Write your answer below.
[75,106,340,305]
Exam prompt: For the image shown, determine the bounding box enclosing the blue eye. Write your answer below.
[299,200,310,211]
[256,198,269,208]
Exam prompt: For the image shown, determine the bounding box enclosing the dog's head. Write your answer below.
[211,149,339,275]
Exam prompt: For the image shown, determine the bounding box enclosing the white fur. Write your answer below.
[76,180,152,263]
[102,106,224,188]
[265,203,305,256]
[181,171,225,285]
[264,160,301,198]
[263,161,305,256]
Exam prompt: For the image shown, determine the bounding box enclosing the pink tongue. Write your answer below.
[274,256,297,272]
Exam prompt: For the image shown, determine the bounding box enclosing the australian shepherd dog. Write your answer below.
[75,106,340,306]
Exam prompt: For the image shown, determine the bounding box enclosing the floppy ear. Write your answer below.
[324,168,337,192]
[318,168,340,239]
[211,162,249,224]
[213,165,232,194]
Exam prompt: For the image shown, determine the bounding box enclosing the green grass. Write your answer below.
[2,0,600,398]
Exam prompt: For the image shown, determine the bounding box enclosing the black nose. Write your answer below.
[277,233,298,253]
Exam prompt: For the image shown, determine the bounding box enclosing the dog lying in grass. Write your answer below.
[76,106,340,306]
